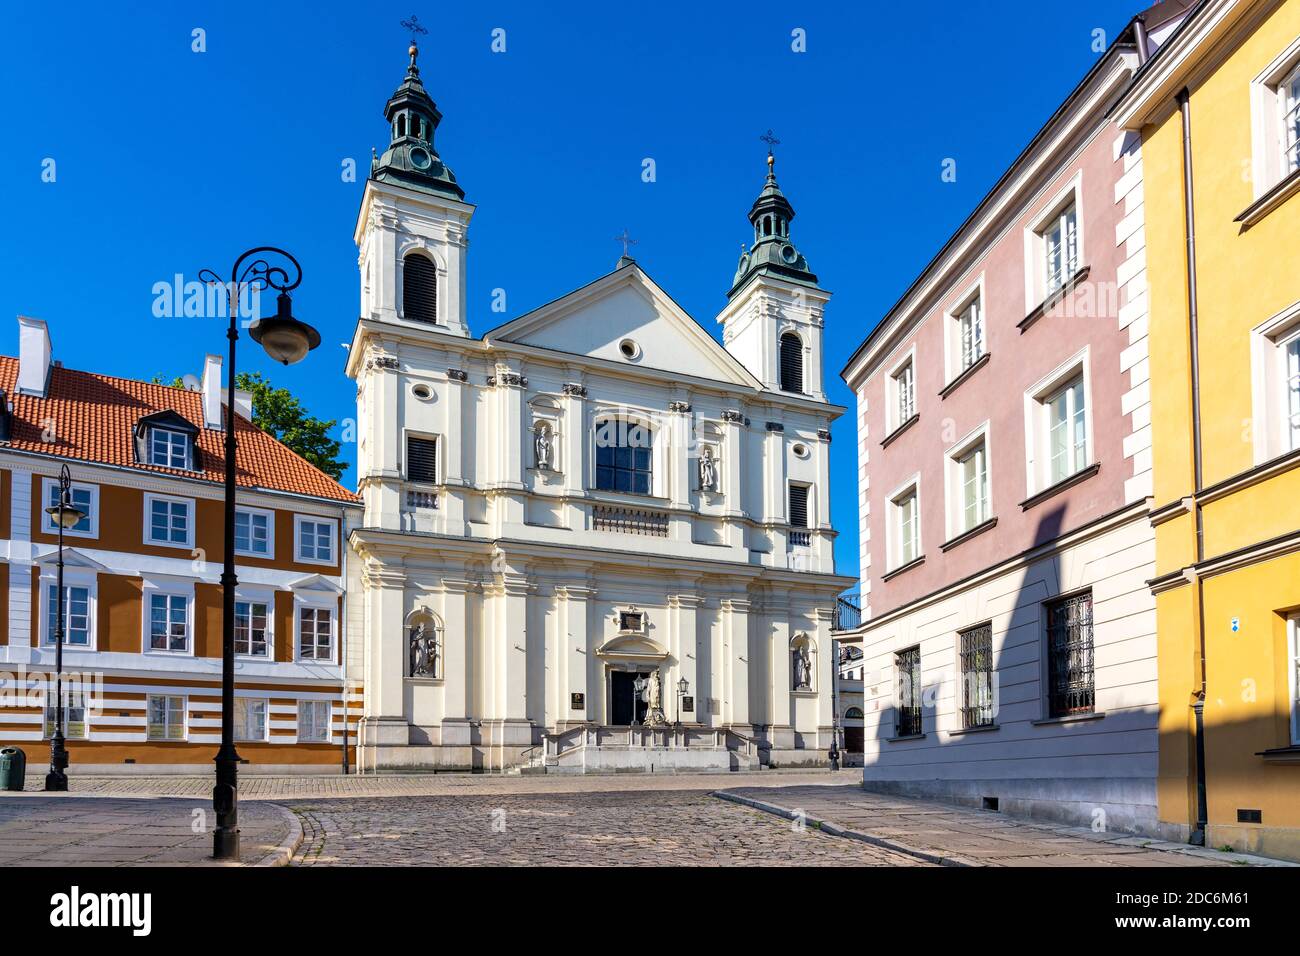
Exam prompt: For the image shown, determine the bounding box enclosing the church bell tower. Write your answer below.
[356,40,474,337]
[716,150,829,402]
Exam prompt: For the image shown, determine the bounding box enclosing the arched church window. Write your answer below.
[779,331,804,393]
[398,114,406,137]
[594,417,652,494]
[402,253,438,324]
[407,609,443,679]
[763,216,772,237]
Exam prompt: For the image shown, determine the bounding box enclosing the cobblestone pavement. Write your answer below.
[22,769,861,799]
[720,786,1290,867]
[0,796,294,867]
[286,789,926,866]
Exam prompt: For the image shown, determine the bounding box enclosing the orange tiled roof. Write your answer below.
[0,355,359,504]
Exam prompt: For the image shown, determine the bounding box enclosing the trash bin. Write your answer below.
[0,747,26,791]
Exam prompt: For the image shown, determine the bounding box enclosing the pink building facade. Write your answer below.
[838,9,1184,835]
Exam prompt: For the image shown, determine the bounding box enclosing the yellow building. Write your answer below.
[1114,0,1300,859]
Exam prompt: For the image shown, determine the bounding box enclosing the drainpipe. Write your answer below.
[1132,18,1150,65]
[1177,86,1210,847]
[340,519,350,775]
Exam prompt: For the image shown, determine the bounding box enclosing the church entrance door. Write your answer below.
[609,670,649,726]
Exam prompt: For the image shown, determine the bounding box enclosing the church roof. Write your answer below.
[728,153,818,298]
[370,42,465,200]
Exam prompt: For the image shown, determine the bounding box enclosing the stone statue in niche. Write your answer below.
[793,643,812,690]
[534,422,554,471]
[698,445,718,492]
[410,621,439,678]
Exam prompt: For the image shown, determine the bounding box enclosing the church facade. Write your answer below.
[345,44,852,773]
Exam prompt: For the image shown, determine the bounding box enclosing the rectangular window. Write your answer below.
[234,698,267,741]
[299,607,333,661]
[957,296,984,372]
[146,495,192,547]
[234,509,272,556]
[1046,375,1087,484]
[1282,62,1300,175]
[959,441,990,532]
[43,481,95,536]
[295,517,336,564]
[146,695,185,740]
[893,360,915,426]
[788,484,809,529]
[44,690,88,739]
[1290,616,1300,745]
[959,623,995,729]
[1046,592,1095,718]
[594,419,653,495]
[234,601,270,657]
[46,584,90,647]
[406,435,438,484]
[1043,203,1079,295]
[1284,331,1300,452]
[891,486,919,567]
[148,593,189,653]
[895,646,922,737]
[298,700,331,742]
[149,427,191,469]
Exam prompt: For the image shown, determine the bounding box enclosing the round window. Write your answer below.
[412,383,433,400]
[618,339,641,360]
[792,443,810,459]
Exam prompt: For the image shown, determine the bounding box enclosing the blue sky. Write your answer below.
[0,0,1143,577]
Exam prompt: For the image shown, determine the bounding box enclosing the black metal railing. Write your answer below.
[1047,592,1095,717]
[592,505,669,537]
[959,623,995,729]
[833,593,861,631]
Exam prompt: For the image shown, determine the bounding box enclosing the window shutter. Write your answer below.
[779,333,804,393]
[788,484,809,528]
[407,436,438,484]
[403,254,438,324]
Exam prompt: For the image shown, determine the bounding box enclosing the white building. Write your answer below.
[345,44,852,773]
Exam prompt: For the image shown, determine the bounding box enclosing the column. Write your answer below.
[561,380,587,529]
[557,582,596,728]
[496,561,531,723]
[722,597,751,729]
[765,420,788,565]
[359,557,409,749]
[668,400,693,542]
[768,587,792,733]
[439,578,473,722]
[363,342,403,530]
[492,367,527,532]
[440,369,468,535]
[669,588,703,725]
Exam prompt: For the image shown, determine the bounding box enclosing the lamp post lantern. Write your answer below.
[199,248,320,860]
[676,677,689,725]
[44,463,87,792]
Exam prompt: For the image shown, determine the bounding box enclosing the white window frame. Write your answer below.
[293,514,338,566]
[1250,39,1300,198]
[44,687,90,740]
[234,506,275,558]
[145,694,187,741]
[148,426,193,470]
[234,697,269,742]
[1290,615,1300,746]
[1024,174,1084,311]
[295,598,336,664]
[886,474,922,571]
[140,576,195,656]
[143,492,195,550]
[234,587,275,660]
[944,274,986,384]
[1023,349,1093,497]
[944,422,992,540]
[40,571,97,651]
[1249,301,1300,464]
[298,699,332,743]
[589,410,664,499]
[884,347,917,434]
[40,478,99,539]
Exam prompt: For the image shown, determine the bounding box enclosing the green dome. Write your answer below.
[728,153,817,297]
[370,43,465,200]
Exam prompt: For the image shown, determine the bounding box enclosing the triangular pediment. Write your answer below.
[485,263,761,388]
[35,548,110,572]
[287,573,344,594]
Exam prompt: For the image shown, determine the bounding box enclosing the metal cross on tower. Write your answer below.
[760,129,781,155]
[400,14,428,42]
[614,229,639,259]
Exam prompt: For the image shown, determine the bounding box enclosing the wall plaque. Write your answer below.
[570,692,585,710]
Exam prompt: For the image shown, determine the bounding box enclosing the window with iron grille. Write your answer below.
[407,435,438,484]
[895,646,922,736]
[779,332,804,393]
[959,623,995,728]
[402,253,438,324]
[1046,592,1095,718]
[788,484,809,529]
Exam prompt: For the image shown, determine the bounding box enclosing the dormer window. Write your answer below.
[134,411,200,472]
[150,428,191,469]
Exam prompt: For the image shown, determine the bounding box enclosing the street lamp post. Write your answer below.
[199,248,320,860]
[44,463,87,792]
[676,677,689,726]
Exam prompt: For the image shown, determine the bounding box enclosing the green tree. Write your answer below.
[151,372,346,480]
